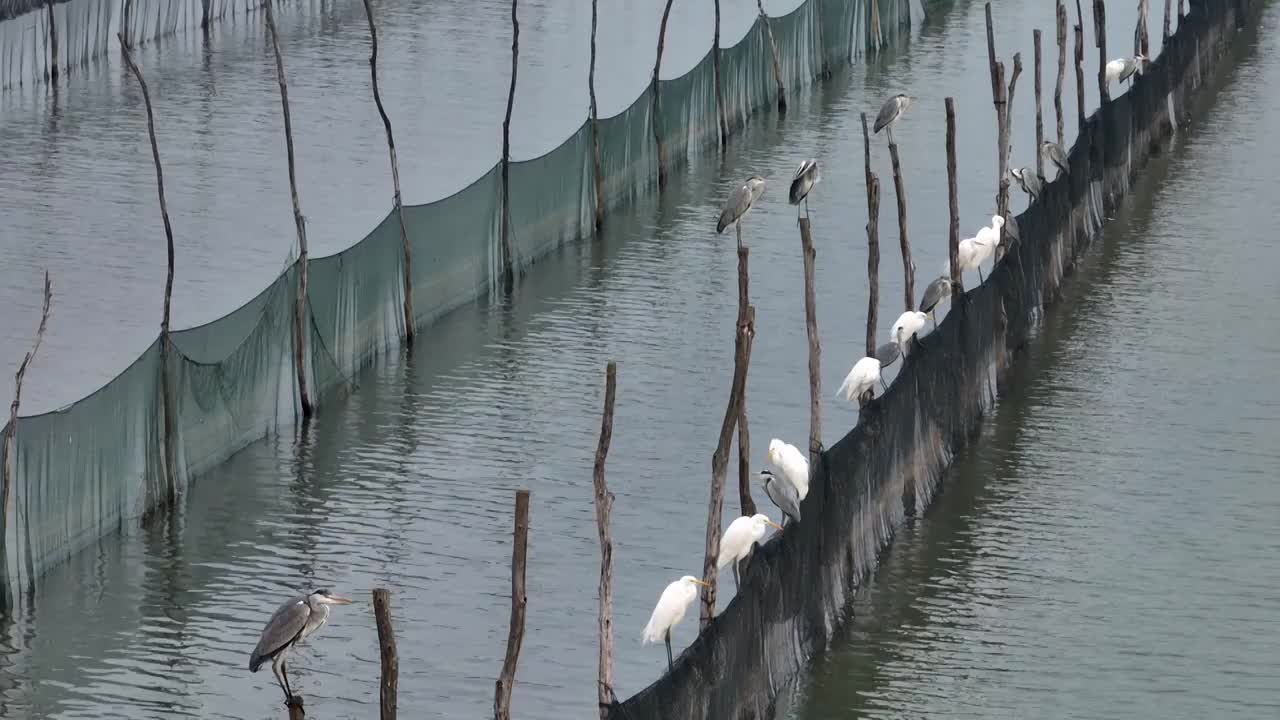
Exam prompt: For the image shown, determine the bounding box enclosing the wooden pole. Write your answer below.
[1056,2,1068,147]
[263,0,315,420]
[1163,0,1173,39]
[886,141,914,311]
[500,0,520,295]
[1095,1,1109,106]
[797,219,822,466]
[652,0,675,189]
[1135,0,1149,58]
[362,0,415,345]
[1035,30,1045,180]
[373,588,399,720]
[713,0,729,148]
[946,99,962,300]
[756,0,787,114]
[119,0,178,505]
[861,113,879,359]
[1001,54,1023,255]
[494,489,530,720]
[870,0,882,52]
[592,362,617,718]
[700,305,755,628]
[589,0,605,230]
[985,5,1018,257]
[1075,9,1086,133]
[201,0,212,32]
[45,0,58,84]
[2,273,51,529]
[288,698,305,720]
[735,229,756,519]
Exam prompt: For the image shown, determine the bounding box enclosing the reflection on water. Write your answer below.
[2,0,1271,719]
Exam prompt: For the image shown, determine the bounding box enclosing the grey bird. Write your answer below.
[1009,166,1044,203]
[874,93,915,145]
[1040,141,1070,181]
[249,589,353,703]
[716,175,768,235]
[758,469,801,526]
[788,159,822,221]
[919,275,956,328]
[874,341,901,369]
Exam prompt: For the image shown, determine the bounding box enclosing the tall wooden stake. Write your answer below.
[1035,29,1045,180]
[589,0,605,230]
[120,0,178,504]
[1135,0,1149,58]
[362,0,415,345]
[592,362,617,718]
[1057,2,1068,147]
[652,0,675,189]
[861,113,879,358]
[735,230,756,518]
[263,0,315,420]
[1003,54,1023,248]
[798,219,822,466]
[500,0,520,295]
[985,5,1019,256]
[757,0,787,113]
[373,588,399,720]
[946,99,962,300]
[713,0,729,148]
[700,305,756,628]
[2,274,51,529]
[45,0,58,84]
[887,141,914,311]
[1163,0,1173,39]
[1095,1,1109,106]
[1075,10,1086,133]
[494,489,530,720]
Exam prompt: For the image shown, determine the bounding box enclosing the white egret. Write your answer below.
[1040,141,1070,180]
[890,310,928,355]
[249,589,353,703]
[717,176,767,235]
[974,214,1006,248]
[718,513,784,590]
[1105,54,1147,87]
[919,275,956,328]
[641,575,710,671]
[874,93,915,145]
[947,232,995,284]
[837,356,883,407]
[767,438,809,501]
[788,159,821,221]
[757,469,801,527]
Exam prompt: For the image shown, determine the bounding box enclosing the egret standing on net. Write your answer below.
[1040,141,1070,181]
[788,159,821,221]
[249,589,353,704]
[874,93,915,146]
[890,310,929,356]
[1009,167,1044,204]
[757,469,801,527]
[641,575,711,671]
[767,438,809,501]
[716,175,768,245]
[975,214,1006,252]
[837,356,884,407]
[919,275,956,328]
[1105,54,1147,88]
[718,513,784,591]
[945,233,993,285]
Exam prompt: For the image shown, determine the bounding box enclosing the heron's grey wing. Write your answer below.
[717,183,749,233]
[765,478,802,523]
[920,276,950,314]
[874,341,901,367]
[249,597,310,671]
[873,97,898,132]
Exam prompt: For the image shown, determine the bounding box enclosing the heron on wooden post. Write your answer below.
[874,93,915,145]
[249,589,353,706]
[788,159,821,222]
[717,175,767,248]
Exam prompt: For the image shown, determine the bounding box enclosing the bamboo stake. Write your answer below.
[494,489,530,720]
[861,113,879,358]
[713,0,729,148]
[1035,29,1045,180]
[1057,2,1068,147]
[652,0,675,189]
[735,229,756,518]
[1135,0,1149,58]
[592,362,617,718]
[946,99,961,300]
[589,0,605,230]
[886,141,914,311]
[798,219,822,466]
[1163,0,1172,39]
[45,0,57,84]
[120,0,177,505]
[373,588,399,720]
[2,273,51,529]
[756,0,787,114]
[700,305,756,628]
[362,0,415,345]
[263,0,315,420]
[499,0,520,295]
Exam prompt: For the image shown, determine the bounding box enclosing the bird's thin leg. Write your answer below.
[271,659,290,702]
[805,196,811,219]
[732,562,740,593]
[930,313,937,329]
[281,660,295,701]
[880,376,889,392]
[978,266,985,284]
[665,630,674,672]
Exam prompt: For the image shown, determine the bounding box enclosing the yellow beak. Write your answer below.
[766,521,784,531]
[330,595,354,605]
[691,579,711,588]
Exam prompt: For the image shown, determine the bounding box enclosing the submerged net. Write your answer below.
[607,1,1254,717]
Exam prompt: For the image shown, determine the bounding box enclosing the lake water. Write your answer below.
[3,1,1275,719]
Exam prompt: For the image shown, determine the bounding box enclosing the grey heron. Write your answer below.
[1105,54,1147,87]
[890,310,929,355]
[1009,167,1044,204]
[837,356,884,407]
[249,589,353,703]
[642,575,710,671]
[919,275,956,328]
[874,341,901,369]
[718,513,783,591]
[788,159,821,220]
[874,93,915,145]
[716,175,768,238]
[1040,141,1070,181]
[757,469,801,527]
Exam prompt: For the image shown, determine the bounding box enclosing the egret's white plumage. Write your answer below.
[718,514,783,570]
[767,439,809,500]
[1105,54,1146,86]
[948,232,995,283]
[890,310,929,353]
[974,214,1005,247]
[837,356,882,406]
[641,574,709,669]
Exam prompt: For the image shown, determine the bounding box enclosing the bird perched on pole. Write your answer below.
[249,589,353,704]
[1040,141,1070,181]
[1009,167,1044,204]
[788,159,821,221]
[641,575,710,671]
[757,469,801,527]
[717,513,784,590]
[1105,54,1147,88]
[716,175,767,236]
[767,438,809,501]
[874,93,915,145]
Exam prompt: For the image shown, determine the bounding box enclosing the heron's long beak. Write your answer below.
[767,520,784,531]
[329,595,354,605]
[691,579,711,588]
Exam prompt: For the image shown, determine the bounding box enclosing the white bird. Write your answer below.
[837,356,883,406]
[1105,54,1147,87]
[717,513,784,590]
[767,438,809,501]
[975,214,1006,254]
[948,232,995,284]
[788,159,821,221]
[890,310,929,354]
[641,575,710,671]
